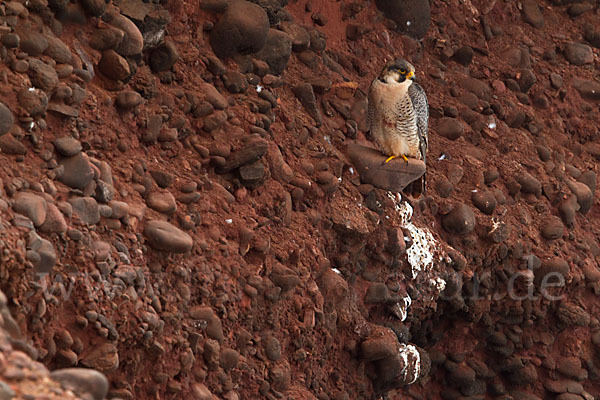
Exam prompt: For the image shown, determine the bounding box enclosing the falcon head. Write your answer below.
[379,59,415,85]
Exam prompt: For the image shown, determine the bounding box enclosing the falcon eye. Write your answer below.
[399,68,406,74]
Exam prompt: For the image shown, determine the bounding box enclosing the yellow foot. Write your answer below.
[384,155,396,164]
[402,154,409,163]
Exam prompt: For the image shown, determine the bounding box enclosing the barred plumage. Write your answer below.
[367,59,428,164]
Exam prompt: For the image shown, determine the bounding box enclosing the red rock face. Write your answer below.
[0,0,599,399]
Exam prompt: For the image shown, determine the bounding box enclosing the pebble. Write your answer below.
[567,180,593,214]
[144,220,193,253]
[280,22,310,52]
[53,137,82,156]
[13,192,47,227]
[564,42,593,65]
[28,232,56,273]
[220,348,240,370]
[17,88,48,117]
[28,59,59,92]
[442,203,476,234]
[150,41,179,72]
[109,13,144,56]
[264,337,282,361]
[437,118,463,140]
[80,343,119,372]
[39,203,68,233]
[81,0,107,17]
[44,36,72,64]
[116,90,143,109]
[50,368,108,400]
[146,191,177,214]
[0,102,14,136]
[0,134,27,155]
[256,29,292,75]
[521,0,544,28]
[19,31,49,56]
[99,49,130,81]
[69,197,100,225]
[471,190,496,215]
[517,172,541,196]
[540,215,564,240]
[292,83,322,126]
[209,0,269,59]
[59,153,95,189]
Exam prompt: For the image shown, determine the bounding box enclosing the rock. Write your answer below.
[39,203,68,233]
[48,103,80,118]
[578,171,596,196]
[90,26,124,51]
[536,258,569,286]
[453,46,474,66]
[109,13,144,56]
[51,368,109,400]
[18,88,48,117]
[567,180,593,214]
[365,283,390,303]
[98,49,130,81]
[210,0,269,59]
[437,118,463,140]
[572,78,600,101]
[197,83,227,110]
[442,203,476,234]
[346,143,425,192]
[189,306,224,341]
[541,216,564,240]
[116,91,143,109]
[264,337,282,361]
[220,348,239,370]
[564,42,593,65]
[521,0,544,28]
[0,134,27,155]
[28,59,59,91]
[44,36,72,64]
[471,190,496,215]
[144,220,193,253]
[255,29,292,75]
[375,0,430,39]
[59,153,95,189]
[13,192,47,227]
[19,31,49,56]
[556,303,590,328]
[146,191,177,214]
[361,327,398,361]
[518,69,536,93]
[460,77,491,101]
[218,139,268,173]
[517,173,541,195]
[0,102,14,136]
[80,343,119,373]
[79,0,106,16]
[150,41,179,72]
[221,70,248,93]
[292,83,322,126]
[53,137,82,156]
[69,197,100,225]
[28,232,56,273]
[280,22,310,52]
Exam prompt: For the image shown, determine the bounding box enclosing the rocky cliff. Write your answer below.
[0,0,599,399]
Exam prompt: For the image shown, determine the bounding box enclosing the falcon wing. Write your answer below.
[366,79,377,133]
[408,82,429,165]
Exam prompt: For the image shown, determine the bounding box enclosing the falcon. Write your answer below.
[367,59,429,190]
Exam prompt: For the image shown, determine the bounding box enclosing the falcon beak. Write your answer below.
[406,71,415,80]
